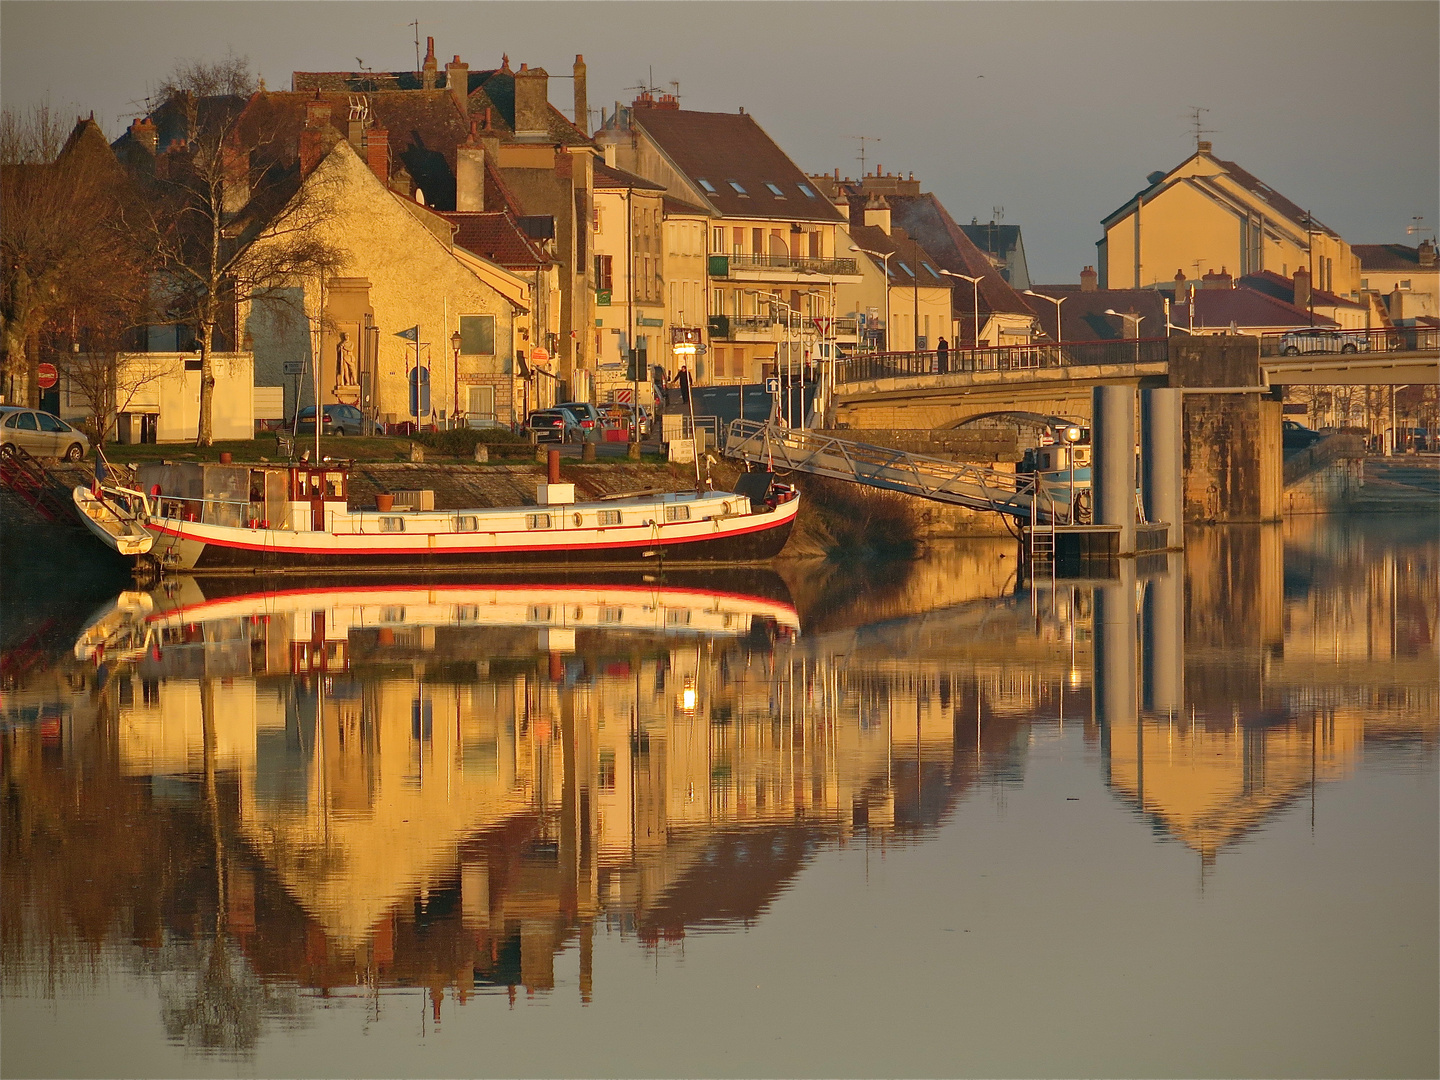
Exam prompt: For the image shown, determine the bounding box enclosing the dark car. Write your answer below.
[553,401,603,433]
[525,407,582,443]
[294,404,365,435]
[1282,420,1325,450]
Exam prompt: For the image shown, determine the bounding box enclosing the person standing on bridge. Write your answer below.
[937,336,950,374]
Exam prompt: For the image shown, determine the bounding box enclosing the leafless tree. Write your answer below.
[0,106,137,407]
[138,57,345,445]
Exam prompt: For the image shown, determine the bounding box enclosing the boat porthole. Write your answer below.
[573,512,583,528]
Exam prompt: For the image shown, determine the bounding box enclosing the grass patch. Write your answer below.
[793,474,923,558]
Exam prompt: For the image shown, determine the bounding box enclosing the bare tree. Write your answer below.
[0,106,135,407]
[138,57,345,445]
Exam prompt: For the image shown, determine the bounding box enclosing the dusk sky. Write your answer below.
[4,1,1436,282]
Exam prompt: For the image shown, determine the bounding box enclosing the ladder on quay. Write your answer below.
[0,445,79,524]
[722,419,1053,520]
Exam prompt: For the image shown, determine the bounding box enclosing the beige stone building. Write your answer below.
[590,160,669,400]
[1099,141,1362,299]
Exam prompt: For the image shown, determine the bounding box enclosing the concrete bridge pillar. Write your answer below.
[1140,388,1184,549]
[1092,385,1137,555]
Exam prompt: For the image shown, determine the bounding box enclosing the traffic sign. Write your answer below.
[36,362,57,390]
[282,360,305,375]
[765,377,780,394]
[530,348,550,362]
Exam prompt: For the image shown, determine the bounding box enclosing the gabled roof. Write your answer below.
[1239,270,1365,309]
[1353,243,1428,271]
[882,193,1034,316]
[662,195,711,217]
[1209,155,1336,237]
[593,160,666,191]
[1174,287,1337,331]
[960,222,1022,261]
[1022,287,1169,342]
[436,211,548,269]
[847,224,948,288]
[626,108,843,223]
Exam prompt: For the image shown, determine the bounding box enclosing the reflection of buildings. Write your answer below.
[5,520,1435,1019]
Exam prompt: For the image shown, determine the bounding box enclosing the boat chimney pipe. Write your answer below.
[548,448,561,484]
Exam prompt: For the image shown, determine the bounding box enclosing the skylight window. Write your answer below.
[764,182,785,197]
[897,261,914,277]
[727,180,748,195]
[697,178,717,194]
[797,183,817,198]
[922,262,938,276]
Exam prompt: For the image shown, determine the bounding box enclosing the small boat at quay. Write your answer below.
[73,456,798,575]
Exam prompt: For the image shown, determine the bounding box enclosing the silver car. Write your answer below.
[1279,329,1370,355]
[0,406,92,461]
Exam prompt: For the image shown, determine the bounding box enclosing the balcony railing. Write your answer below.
[716,313,863,338]
[713,253,859,277]
[836,337,1171,384]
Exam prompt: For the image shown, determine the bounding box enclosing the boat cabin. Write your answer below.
[137,461,349,532]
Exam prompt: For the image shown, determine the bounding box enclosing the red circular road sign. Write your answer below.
[530,348,550,362]
[37,362,58,390]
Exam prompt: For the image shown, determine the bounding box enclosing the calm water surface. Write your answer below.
[1,515,1435,1079]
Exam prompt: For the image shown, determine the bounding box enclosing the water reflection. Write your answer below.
[2,518,1435,1062]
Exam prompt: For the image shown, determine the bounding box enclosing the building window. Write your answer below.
[713,288,724,313]
[595,254,613,292]
[598,509,622,526]
[593,205,601,232]
[526,513,552,530]
[714,347,726,377]
[456,515,478,532]
[727,180,747,195]
[797,182,816,198]
[698,178,717,194]
[459,314,495,355]
[1360,279,1369,290]
[712,227,725,253]
[764,182,784,197]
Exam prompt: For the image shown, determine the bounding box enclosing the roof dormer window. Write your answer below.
[764,182,784,197]
[697,178,717,194]
[727,180,748,195]
[797,183,817,198]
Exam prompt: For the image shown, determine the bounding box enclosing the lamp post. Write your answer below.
[851,246,894,352]
[449,330,462,429]
[1023,289,1067,346]
[940,269,982,354]
[1104,309,1146,364]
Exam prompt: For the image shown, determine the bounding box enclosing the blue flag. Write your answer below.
[394,326,419,342]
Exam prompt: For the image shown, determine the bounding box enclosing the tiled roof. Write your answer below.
[847,224,948,288]
[628,109,843,223]
[1239,270,1364,309]
[1023,288,1168,342]
[437,211,548,269]
[883,193,1033,316]
[662,195,711,217]
[1353,243,1425,271]
[593,160,666,191]
[1209,155,1337,237]
[1174,287,1337,331]
[960,222,1022,260]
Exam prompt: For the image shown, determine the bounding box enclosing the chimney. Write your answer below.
[1419,239,1437,268]
[300,95,332,177]
[513,63,550,141]
[1197,139,1212,154]
[1080,265,1098,292]
[446,55,469,114]
[863,192,890,235]
[347,116,364,148]
[365,127,389,184]
[1293,265,1311,310]
[422,36,438,90]
[573,54,588,136]
[456,122,485,212]
[603,143,616,167]
[477,107,502,168]
[1173,269,1187,301]
[129,116,158,154]
[221,135,249,217]
[1203,266,1233,290]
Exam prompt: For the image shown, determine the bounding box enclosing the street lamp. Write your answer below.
[1104,309,1146,364]
[450,330,462,429]
[851,245,894,352]
[1023,289,1067,345]
[940,269,982,352]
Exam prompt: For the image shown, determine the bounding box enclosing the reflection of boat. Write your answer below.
[75,577,800,664]
[74,460,799,573]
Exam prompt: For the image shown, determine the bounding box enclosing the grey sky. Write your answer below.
[3,1,1436,282]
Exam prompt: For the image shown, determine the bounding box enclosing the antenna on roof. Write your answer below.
[409,20,421,71]
[1188,106,1215,150]
[991,206,1004,223]
[846,135,880,176]
[669,80,680,102]
[1407,215,1434,242]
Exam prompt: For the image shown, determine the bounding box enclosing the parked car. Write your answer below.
[293,404,365,435]
[553,401,603,433]
[0,406,91,461]
[1282,420,1325,450]
[525,407,582,443]
[1279,329,1370,355]
[602,403,653,438]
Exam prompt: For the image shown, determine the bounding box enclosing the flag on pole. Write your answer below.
[394,326,419,342]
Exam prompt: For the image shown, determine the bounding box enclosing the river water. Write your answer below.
[1,514,1435,1079]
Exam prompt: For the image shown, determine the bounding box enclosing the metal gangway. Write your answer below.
[723,419,1074,526]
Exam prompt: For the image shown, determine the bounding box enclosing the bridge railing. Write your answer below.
[1259,325,1440,357]
[836,337,1171,385]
